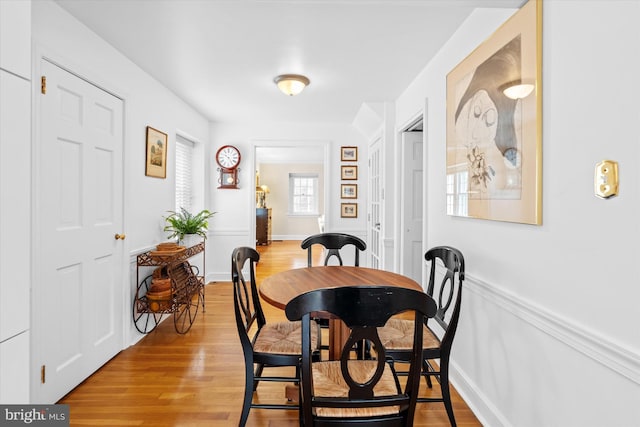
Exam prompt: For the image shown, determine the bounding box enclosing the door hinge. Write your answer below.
[41,76,47,94]
[41,365,46,384]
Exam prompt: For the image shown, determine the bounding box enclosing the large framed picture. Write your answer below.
[341,203,357,218]
[145,126,168,178]
[446,0,542,225]
[341,184,357,199]
[341,165,358,180]
[341,146,358,161]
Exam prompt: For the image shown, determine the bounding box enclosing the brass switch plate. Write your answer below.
[594,160,619,199]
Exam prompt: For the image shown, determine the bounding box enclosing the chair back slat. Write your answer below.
[286,285,436,425]
[424,246,465,348]
[301,232,366,267]
[231,247,264,336]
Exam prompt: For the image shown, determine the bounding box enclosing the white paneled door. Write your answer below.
[34,60,124,403]
[401,131,423,284]
[368,137,382,269]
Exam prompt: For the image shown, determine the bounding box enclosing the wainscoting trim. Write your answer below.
[465,274,640,385]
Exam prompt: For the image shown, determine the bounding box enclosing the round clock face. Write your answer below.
[216,145,241,169]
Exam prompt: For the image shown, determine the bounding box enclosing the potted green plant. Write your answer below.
[163,208,216,246]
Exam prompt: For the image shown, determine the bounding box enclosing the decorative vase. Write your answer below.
[180,234,203,248]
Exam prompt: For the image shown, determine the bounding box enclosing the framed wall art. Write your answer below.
[446,0,542,225]
[145,126,168,178]
[341,165,358,180]
[341,184,357,199]
[341,146,358,161]
[341,203,358,218]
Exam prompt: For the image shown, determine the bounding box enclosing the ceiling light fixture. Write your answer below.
[274,74,310,96]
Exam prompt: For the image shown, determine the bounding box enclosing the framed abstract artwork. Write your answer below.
[145,126,168,178]
[446,0,542,224]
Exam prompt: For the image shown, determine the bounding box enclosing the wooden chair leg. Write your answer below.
[240,361,254,427]
[440,361,456,427]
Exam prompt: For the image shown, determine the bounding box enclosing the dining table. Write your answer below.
[259,265,423,360]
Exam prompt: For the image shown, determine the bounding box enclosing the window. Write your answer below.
[446,170,468,216]
[289,173,319,215]
[175,135,195,212]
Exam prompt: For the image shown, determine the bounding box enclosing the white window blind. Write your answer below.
[175,135,195,212]
[289,173,319,215]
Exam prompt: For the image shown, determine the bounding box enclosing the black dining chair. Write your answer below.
[285,285,437,426]
[301,232,368,357]
[301,232,366,267]
[231,246,321,426]
[377,246,465,427]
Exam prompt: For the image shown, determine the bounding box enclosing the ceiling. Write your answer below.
[55,0,523,125]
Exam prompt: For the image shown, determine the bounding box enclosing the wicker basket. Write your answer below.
[146,288,172,312]
[149,246,186,263]
[150,278,172,293]
[156,242,180,251]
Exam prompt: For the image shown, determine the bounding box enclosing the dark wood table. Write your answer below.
[260,266,423,360]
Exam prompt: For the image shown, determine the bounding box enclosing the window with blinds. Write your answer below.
[289,173,319,215]
[175,135,195,212]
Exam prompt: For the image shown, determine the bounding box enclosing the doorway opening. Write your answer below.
[251,142,330,246]
[399,117,424,284]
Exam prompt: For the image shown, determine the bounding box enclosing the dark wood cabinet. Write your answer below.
[256,208,272,245]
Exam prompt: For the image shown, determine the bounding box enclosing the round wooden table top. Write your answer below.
[259,265,423,310]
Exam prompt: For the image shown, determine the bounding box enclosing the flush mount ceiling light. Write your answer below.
[274,74,310,96]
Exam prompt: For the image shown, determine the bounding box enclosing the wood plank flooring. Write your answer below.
[59,241,481,426]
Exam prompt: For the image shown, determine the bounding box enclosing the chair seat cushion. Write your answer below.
[311,360,400,417]
[378,318,440,351]
[254,320,320,354]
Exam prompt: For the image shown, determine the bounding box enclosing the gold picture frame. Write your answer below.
[145,126,168,178]
[341,146,358,161]
[341,184,357,199]
[341,165,358,180]
[446,0,542,225]
[341,203,357,218]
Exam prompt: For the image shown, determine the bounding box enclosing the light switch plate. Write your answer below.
[594,160,618,199]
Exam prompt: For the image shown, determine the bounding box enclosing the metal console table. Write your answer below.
[133,242,205,334]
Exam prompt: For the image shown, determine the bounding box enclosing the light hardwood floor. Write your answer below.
[59,241,481,426]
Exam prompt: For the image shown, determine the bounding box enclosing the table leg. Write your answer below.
[329,318,349,360]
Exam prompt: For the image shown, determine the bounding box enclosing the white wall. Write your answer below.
[31,0,211,348]
[0,0,31,404]
[207,122,367,281]
[395,2,640,426]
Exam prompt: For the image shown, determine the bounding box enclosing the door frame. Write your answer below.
[249,139,331,248]
[395,108,426,282]
[31,49,128,402]
[399,127,423,283]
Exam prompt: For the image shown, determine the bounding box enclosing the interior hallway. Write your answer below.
[59,241,481,426]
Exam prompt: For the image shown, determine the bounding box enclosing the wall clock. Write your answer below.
[216,145,241,189]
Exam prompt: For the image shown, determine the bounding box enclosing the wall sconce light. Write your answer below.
[501,81,535,100]
[274,74,310,96]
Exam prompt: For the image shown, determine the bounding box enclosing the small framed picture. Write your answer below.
[341,203,358,218]
[341,146,358,161]
[145,126,168,178]
[341,165,358,180]
[341,184,357,199]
